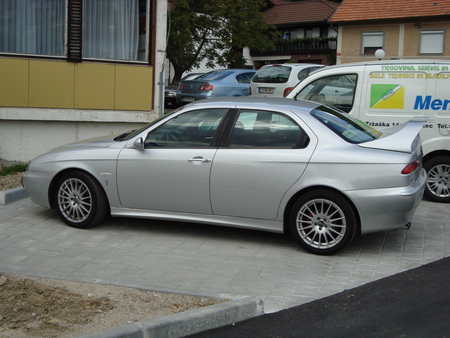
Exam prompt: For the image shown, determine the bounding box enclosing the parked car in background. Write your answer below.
[176,69,256,105]
[165,73,203,108]
[23,97,426,255]
[250,63,324,98]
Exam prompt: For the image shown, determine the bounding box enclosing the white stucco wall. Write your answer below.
[0,108,156,163]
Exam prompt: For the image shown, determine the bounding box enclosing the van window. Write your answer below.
[295,74,357,112]
[253,66,292,83]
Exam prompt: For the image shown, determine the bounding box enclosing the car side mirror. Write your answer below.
[133,137,144,150]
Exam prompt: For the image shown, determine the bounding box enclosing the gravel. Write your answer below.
[0,172,23,191]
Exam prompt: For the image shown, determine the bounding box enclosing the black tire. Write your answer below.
[423,156,450,203]
[289,190,357,255]
[54,171,109,228]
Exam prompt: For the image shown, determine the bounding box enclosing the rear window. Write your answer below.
[252,66,292,83]
[311,106,381,144]
[196,71,232,81]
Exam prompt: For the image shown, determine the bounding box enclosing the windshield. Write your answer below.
[119,110,180,141]
[252,66,292,83]
[311,106,382,144]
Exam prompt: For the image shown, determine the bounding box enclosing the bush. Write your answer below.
[1,164,28,176]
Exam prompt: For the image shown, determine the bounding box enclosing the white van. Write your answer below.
[285,60,450,203]
[250,63,323,98]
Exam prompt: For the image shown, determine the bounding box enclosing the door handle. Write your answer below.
[188,157,211,163]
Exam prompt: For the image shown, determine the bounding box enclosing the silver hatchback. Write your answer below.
[23,97,426,255]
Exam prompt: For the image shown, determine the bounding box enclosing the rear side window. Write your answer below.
[229,110,307,148]
[236,72,255,84]
[252,66,292,83]
[311,106,381,144]
[297,66,322,82]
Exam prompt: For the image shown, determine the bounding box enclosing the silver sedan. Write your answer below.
[23,98,426,255]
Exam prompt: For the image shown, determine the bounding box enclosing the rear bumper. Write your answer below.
[347,169,426,234]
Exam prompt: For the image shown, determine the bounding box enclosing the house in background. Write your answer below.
[250,0,339,68]
[0,0,167,163]
[330,0,450,64]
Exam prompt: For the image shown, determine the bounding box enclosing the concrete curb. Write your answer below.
[0,187,29,205]
[79,296,264,338]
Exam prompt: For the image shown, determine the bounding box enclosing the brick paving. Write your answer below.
[0,198,448,313]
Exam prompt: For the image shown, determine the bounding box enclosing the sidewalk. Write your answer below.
[0,197,449,334]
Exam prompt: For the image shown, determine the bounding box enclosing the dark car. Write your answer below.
[165,73,202,108]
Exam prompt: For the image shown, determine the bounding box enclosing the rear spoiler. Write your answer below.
[358,118,427,153]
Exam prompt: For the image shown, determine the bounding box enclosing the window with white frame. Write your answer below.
[0,0,150,63]
[362,32,383,55]
[420,29,444,54]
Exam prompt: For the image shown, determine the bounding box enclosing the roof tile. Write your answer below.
[330,0,450,22]
[264,0,339,25]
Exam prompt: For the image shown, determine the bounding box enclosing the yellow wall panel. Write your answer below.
[0,58,29,107]
[74,63,115,109]
[1,57,154,111]
[29,61,74,108]
[115,65,153,111]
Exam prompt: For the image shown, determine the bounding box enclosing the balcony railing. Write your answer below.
[251,38,337,56]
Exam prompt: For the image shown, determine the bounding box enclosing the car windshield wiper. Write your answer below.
[114,130,136,141]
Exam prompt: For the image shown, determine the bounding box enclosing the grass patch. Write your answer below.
[1,164,28,176]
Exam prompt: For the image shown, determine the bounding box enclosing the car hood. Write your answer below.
[52,134,118,151]
[358,119,426,153]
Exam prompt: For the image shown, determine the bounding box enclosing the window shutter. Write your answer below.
[420,30,444,54]
[68,0,83,62]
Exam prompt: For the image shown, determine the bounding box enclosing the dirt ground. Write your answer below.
[0,172,23,192]
[0,273,224,338]
[0,175,225,337]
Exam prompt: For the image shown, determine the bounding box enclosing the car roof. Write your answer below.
[203,69,256,74]
[180,96,322,112]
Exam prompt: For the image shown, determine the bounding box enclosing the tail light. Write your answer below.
[249,87,252,95]
[199,85,214,91]
[402,160,420,175]
[178,84,184,90]
[283,87,293,97]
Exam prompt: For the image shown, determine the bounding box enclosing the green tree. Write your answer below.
[166,0,277,82]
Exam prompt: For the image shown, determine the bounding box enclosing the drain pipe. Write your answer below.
[158,51,165,117]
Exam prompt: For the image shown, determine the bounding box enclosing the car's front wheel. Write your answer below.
[423,156,450,203]
[289,190,357,255]
[54,171,108,228]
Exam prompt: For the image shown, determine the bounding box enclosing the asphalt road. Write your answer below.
[190,257,450,337]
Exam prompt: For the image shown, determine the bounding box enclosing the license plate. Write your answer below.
[258,87,274,94]
[183,96,195,102]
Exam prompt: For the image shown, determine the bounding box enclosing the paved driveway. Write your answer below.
[1,198,449,313]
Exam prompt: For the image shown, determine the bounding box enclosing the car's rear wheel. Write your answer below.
[289,190,357,255]
[54,171,108,228]
[424,156,450,203]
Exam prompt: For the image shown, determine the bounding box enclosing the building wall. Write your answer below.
[336,21,450,64]
[0,58,157,162]
[0,0,167,164]
[0,58,153,111]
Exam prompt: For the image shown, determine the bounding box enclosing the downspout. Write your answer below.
[158,4,172,117]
